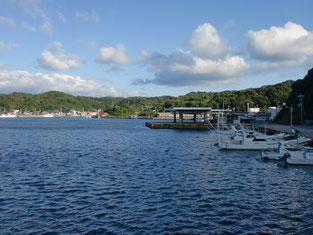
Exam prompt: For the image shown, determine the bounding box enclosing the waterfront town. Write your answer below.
[0,105,280,121]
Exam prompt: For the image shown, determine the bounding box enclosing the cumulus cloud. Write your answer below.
[134,23,248,87]
[38,42,84,71]
[135,50,248,86]
[0,15,15,26]
[246,21,313,73]
[95,44,130,65]
[0,70,137,97]
[247,21,313,61]
[189,23,227,59]
[75,10,100,23]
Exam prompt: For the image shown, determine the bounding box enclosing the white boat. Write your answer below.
[42,114,54,117]
[218,130,285,150]
[0,113,17,118]
[281,147,313,165]
[261,136,311,160]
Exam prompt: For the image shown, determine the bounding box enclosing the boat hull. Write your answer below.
[283,150,313,165]
[219,142,278,151]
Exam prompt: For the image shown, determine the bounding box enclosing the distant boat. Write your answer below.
[42,114,54,118]
[129,115,138,119]
[0,113,17,118]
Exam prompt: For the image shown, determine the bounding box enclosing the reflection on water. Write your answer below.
[0,118,313,234]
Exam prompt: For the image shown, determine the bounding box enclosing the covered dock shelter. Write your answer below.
[146,107,233,130]
[165,107,212,124]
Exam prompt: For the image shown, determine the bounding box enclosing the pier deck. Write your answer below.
[145,122,211,130]
[146,121,313,137]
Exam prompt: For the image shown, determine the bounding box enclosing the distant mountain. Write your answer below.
[0,81,294,117]
[275,68,313,124]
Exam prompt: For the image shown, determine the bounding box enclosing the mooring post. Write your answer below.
[204,113,208,123]
[179,112,183,124]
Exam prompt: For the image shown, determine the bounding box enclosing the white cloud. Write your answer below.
[87,41,97,48]
[136,50,248,86]
[95,44,130,65]
[0,41,19,50]
[18,0,53,34]
[134,23,248,87]
[0,15,15,26]
[38,42,84,71]
[247,21,313,61]
[75,10,100,23]
[0,70,137,97]
[57,12,66,22]
[251,57,311,73]
[189,23,227,59]
[40,20,53,34]
[22,21,36,31]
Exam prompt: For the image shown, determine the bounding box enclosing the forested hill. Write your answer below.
[0,80,293,117]
[275,68,313,124]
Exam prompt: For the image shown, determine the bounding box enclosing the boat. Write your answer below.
[42,114,54,118]
[280,147,313,165]
[261,136,311,160]
[218,129,285,150]
[0,113,17,118]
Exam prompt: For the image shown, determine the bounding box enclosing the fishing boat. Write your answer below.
[218,129,285,150]
[0,113,17,118]
[261,136,311,160]
[42,114,54,118]
[280,147,313,165]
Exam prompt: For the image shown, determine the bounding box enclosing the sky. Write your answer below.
[0,0,313,97]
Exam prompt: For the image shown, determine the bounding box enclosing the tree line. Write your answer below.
[275,68,313,124]
[0,80,294,119]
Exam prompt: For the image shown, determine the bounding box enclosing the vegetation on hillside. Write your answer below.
[0,80,294,117]
[275,68,313,124]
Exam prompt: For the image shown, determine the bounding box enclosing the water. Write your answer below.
[0,118,313,234]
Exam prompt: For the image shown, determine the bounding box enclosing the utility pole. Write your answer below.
[290,105,293,132]
[298,94,304,125]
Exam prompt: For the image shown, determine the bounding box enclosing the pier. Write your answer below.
[145,122,211,130]
[146,107,231,130]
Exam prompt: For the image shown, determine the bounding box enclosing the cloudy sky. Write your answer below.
[0,0,312,97]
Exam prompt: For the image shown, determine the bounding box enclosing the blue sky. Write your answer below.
[0,0,313,97]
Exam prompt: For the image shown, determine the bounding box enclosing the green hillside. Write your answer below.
[275,68,313,124]
[0,80,294,117]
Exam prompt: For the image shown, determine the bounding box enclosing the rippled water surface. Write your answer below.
[1,118,313,234]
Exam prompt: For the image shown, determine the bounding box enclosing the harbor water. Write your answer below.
[0,118,313,234]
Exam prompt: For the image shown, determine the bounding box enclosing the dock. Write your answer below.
[145,122,211,130]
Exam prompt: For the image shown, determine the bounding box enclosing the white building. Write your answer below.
[267,106,280,121]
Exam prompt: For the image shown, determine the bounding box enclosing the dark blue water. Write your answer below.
[0,118,313,234]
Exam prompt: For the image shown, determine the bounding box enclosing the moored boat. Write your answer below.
[261,136,311,160]
[0,113,17,118]
[218,129,285,150]
[281,147,313,165]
